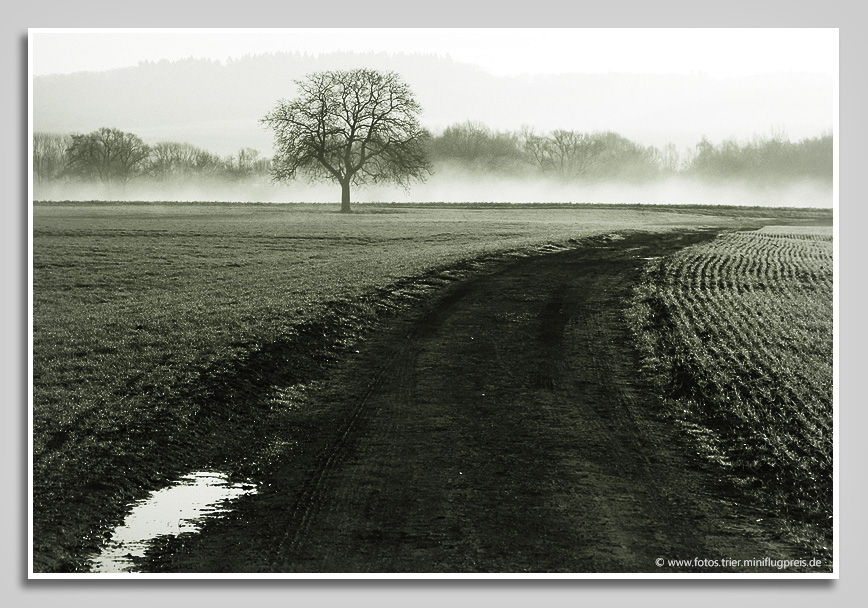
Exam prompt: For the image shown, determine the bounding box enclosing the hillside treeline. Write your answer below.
[33,124,833,186]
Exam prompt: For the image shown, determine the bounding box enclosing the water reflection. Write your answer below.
[89,471,255,573]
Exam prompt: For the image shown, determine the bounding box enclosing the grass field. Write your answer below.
[31,201,832,571]
[627,226,833,557]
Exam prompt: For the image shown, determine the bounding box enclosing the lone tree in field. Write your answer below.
[262,68,431,213]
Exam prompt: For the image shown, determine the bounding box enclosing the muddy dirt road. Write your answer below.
[149,231,803,573]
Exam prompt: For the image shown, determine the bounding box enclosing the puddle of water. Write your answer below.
[89,471,256,573]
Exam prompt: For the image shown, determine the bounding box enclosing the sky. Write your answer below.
[30,28,838,78]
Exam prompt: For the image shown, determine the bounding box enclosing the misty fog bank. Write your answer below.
[34,171,832,209]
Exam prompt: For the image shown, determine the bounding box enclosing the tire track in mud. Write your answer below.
[152,231,805,573]
[260,280,481,569]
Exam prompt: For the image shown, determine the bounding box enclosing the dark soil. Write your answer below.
[134,230,821,573]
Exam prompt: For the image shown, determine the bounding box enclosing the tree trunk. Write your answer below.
[340,180,351,213]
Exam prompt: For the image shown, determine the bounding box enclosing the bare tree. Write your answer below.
[192,148,223,175]
[522,128,605,179]
[33,133,73,182]
[225,147,267,179]
[435,121,489,160]
[549,130,606,179]
[592,132,660,180]
[660,142,681,173]
[148,141,202,176]
[520,126,550,172]
[262,68,431,213]
[65,127,149,184]
[432,121,522,172]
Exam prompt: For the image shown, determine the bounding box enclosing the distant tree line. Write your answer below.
[33,124,832,186]
[32,127,270,184]
[427,121,833,183]
[687,132,832,183]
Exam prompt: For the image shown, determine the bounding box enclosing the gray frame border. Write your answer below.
[6,1,864,605]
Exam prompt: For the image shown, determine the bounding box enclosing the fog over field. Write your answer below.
[33,171,832,208]
[30,29,836,207]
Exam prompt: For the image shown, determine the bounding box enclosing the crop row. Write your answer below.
[628,226,832,555]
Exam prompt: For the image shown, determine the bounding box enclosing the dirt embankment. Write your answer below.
[142,230,818,573]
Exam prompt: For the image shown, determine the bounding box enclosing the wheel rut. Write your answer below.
[149,231,803,573]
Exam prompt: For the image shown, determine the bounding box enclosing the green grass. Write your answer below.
[627,226,833,557]
[33,203,723,426]
[31,201,831,571]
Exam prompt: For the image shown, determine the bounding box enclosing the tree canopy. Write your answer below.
[64,127,150,184]
[261,68,431,212]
